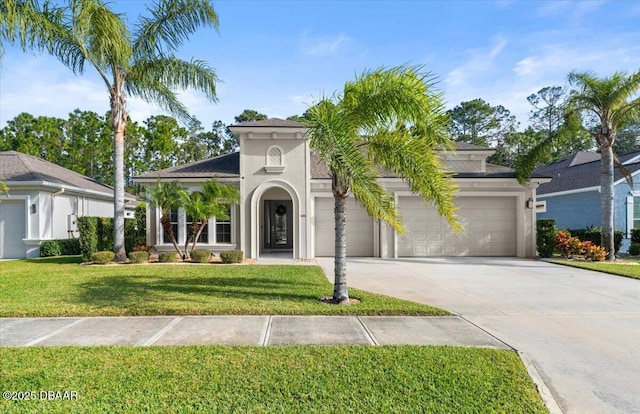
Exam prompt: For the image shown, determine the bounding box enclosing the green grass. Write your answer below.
[0,257,447,317]
[0,346,547,413]
[550,258,640,280]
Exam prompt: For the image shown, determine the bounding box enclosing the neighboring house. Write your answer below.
[134,119,550,259]
[535,150,640,242]
[0,151,136,259]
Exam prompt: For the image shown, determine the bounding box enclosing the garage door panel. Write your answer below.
[398,196,516,257]
[314,198,374,257]
[0,200,26,259]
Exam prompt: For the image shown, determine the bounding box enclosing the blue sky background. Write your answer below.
[1,0,639,130]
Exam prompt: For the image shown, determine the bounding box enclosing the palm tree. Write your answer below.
[1,0,219,261]
[147,181,188,259]
[568,71,640,260]
[307,66,461,304]
[518,70,640,261]
[183,179,239,256]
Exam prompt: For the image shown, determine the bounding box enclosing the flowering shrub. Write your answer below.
[555,231,583,257]
[583,242,607,261]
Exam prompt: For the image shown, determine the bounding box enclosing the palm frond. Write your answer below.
[127,57,218,121]
[515,132,554,184]
[133,0,218,59]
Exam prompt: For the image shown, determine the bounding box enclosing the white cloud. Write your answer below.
[445,36,508,87]
[299,31,351,57]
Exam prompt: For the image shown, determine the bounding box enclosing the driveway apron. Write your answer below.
[317,257,640,414]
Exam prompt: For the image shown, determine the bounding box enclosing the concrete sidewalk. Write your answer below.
[0,315,509,348]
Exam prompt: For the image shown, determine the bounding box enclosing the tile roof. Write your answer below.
[230,118,307,128]
[134,152,240,179]
[535,150,640,195]
[0,150,119,195]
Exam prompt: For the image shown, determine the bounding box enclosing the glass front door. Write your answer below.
[264,200,293,250]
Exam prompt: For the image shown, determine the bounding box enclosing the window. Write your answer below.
[634,197,640,229]
[216,206,232,244]
[163,209,179,243]
[186,215,208,244]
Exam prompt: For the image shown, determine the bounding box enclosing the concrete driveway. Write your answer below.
[317,257,640,414]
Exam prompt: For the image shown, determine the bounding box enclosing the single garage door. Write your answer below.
[314,197,374,257]
[398,196,517,256]
[0,200,26,259]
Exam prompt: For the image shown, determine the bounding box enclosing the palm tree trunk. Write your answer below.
[110,85,127,262]
[190,220,208,254]
[601,146,615,261]
[333,194,349,304]
[160,215,183,258]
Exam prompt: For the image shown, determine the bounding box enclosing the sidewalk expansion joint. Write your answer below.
[459,315,514,351]
[356,316,380,346]
[25,318,86,347]
[261,315,273,346]
[142,317,183,346]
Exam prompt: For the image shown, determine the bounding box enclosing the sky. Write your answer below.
[1,0,639,131]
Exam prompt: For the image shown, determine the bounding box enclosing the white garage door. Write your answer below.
[314,197,374,257]
[398,196,517,257]
[0,200,26,259]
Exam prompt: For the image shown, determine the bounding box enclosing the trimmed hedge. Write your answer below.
[128,251,150,264]
[190,249,211,263]
[536,219,557,258]
[78,214,144,261]
[91,250,115,264]
[40,239,82,257]
[158,252,178,263]
[629,242,640,256]
[567,228,624,254]
[220,250,243,264]
[631,228,640,244]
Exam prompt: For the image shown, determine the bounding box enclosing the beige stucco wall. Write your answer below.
[234,126,311,259]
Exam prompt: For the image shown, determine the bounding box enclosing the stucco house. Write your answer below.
[535,150,640,242]
[0,150,136,259]
[134,119,550,259]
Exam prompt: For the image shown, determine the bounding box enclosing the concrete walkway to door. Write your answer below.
[317,257,640,414]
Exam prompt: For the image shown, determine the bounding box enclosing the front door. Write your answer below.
[264,200,293,250]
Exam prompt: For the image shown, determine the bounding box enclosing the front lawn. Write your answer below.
[0,257,448,317]
[0,346,547,413]
[550,258,640,280]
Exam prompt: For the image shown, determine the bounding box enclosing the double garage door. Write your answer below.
[397,196,517,257]
[314,196,517,257]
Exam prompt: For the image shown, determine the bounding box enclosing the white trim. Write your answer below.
[537,186,600,198]
[626,195,634,238]
[5,180,134,201]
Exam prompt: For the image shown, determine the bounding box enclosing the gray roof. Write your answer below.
[535,151,640,195]
[230,118,307,128]
[0,150,119,196]
[135,152,240,180]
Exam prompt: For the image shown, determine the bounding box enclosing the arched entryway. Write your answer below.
[250,180,300,260]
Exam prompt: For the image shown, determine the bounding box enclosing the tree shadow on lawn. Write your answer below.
[71,275,327,313]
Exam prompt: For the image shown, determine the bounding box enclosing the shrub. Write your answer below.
[536,219,557,258]
[629,242,640,256]
[78,217,98,261]
[133,244,153,253]
[128,251,149,264]
[220,250,243,264]
[91,250,115,264]
[40,240,62,257]
[555,231,583,258]
[631,229,640,244]
[59,238,81,255]
[568,228,624,254]
[583,242,607,261]
[158,252,178,263]
[190,249,211,263]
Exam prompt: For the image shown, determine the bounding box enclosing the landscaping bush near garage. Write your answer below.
[40,239,81,257]
[567,227,623,254]
[91,251,115,264]
[536,219,556,258]
[158,252,179,263]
